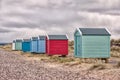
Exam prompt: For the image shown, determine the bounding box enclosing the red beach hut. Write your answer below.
[46,35,68,56]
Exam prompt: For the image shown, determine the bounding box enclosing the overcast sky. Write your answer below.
[0,0,120,42]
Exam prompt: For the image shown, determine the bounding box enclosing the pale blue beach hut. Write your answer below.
[37,36,46,53]
[31,37,38,53]
[74,28,111,58]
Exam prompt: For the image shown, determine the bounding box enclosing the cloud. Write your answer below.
[98,0,120,8]
[0,0,120,42]
[0,28,12,33]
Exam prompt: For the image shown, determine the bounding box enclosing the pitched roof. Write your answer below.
[31,37,38,40]
[23,39,31,42]
[13,40,16,43]
[47,35,68,40]
[79,28,111,36]
[38,36,46,40]
[16,39,22,42]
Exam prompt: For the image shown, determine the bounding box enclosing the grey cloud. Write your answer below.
[0,0,120,42]
[0,28,12,33]
[2,8,81,28]
[114,27,120,34]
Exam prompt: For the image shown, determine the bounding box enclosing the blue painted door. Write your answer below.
[38,40,46,53]
[31,41,38,52]
[22,42,31,52]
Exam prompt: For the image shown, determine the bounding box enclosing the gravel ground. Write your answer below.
[0,50,120,80]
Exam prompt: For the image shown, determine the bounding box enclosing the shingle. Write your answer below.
[13,40,16,42]
[79,28,111,36]
[23,39,31,42]
[39,36,46,40]
[16,39,22,42]
[31,37,38,40]
[48,35,68,40]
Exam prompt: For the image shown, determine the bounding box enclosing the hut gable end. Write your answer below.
[74,28,111,58]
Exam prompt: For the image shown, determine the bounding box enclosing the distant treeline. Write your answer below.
[111,39,120,47]
[0,43,11,46]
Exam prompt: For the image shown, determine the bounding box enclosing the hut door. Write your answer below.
[12,43,15,50]
[38,40,45,52]
[76,36,80,55]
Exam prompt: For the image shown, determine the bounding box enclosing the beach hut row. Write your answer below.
[12,35,68,56]
[12,28,111,58]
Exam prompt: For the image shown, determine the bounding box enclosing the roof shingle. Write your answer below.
[79,28,111,36]
[48,35,68,40]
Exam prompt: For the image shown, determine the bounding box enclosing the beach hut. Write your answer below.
[22,39,31,52]
[46,35,68,56]
[12,40,15,50]
[15,39,22,51]
[37,36,46,53]
[31,37,38,53]
[74,28,111,58]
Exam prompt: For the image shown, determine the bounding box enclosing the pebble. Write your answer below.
[0,50,119,80]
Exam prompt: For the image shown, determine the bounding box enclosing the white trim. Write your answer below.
[74,27,82,36]
[77,28,82,35]
[46,34,49,40]
[45,32,49,40]
[74,27,78,35]
[66,34,69,39]
[74,27,79,35]
[38,36,40,40]
[105,28,111,35]
[74,29,77,35]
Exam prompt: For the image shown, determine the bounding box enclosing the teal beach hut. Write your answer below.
[31,37,38,53]
[74,28,111,58]
[37,36,46,53]
[22,39,31,52]
[15,39,22,51]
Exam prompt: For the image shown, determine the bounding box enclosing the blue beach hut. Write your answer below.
[31,37,38,53]
[37,36,46,53]
[22,39,31,52]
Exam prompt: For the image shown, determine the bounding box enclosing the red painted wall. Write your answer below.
[46,39,68,56]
